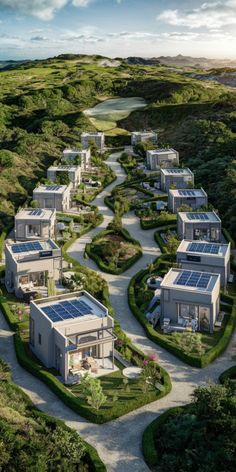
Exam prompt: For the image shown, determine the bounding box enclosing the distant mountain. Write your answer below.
[0,60,27,70]
[156,54,236,69]
[126,54,236,69]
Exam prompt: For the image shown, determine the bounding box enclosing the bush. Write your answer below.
[219,365,236,383]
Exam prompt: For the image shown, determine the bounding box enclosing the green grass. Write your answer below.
[69,364,163,422]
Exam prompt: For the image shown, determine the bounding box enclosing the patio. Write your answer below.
[66,357,119,384]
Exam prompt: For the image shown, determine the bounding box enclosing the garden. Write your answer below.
[85,216,142,274]
[68,355,167,423]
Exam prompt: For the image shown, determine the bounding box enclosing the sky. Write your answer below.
[0,0,236,60]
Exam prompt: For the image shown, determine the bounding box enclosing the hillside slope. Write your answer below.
[0,54,235,235]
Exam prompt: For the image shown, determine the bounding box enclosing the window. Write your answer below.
[30,318,35,346]
[178,303,198,325]
[38,333,42,345]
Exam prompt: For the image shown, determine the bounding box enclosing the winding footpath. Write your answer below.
[0,151,235,472]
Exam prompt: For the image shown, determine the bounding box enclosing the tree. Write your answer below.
[80,374,107,410]
[166,233,180,254]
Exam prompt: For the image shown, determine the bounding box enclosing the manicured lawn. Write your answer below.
[69,362,163,422]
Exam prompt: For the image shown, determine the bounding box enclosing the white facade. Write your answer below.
[81,132,105,150]
[15,208,56,241]
[5,239,61,298]
[161,168,194,192]
[147,148,179,170]
[131,131,158,146]
[168,188,208,213]
[160,268,220,333]
[176,240,231,287]
[29,291,115,382]
[47,165,81,189]
[62,148,91,170]
[33,184,72,212]
[177,212,222,242]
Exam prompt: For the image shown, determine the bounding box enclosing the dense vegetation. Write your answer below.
[148,382,236,472]
[0,359,105,471]
[0,54,235,235]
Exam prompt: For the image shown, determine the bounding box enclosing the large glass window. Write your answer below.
[27,224,41,237]
[178,303,198,326]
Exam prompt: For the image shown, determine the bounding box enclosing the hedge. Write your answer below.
[104,196,115,213]
[219,365,236,384]
[85,228,143,275]
[141,217,177,230]
[128,265,236,368]
[142,406,190,468]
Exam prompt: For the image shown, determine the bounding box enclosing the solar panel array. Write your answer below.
[188,242,220,254]
[166,169,188,174]
[175,270,211,289]
[29,209,43,216]
[178,190,196,196]
[12,241,43,253]
[46,185,62,191]
[187,213,209,221]
[42,299,92,322]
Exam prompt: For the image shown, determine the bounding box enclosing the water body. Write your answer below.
[84,97,147,133]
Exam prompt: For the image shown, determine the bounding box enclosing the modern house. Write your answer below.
[131,131,158,146]
[47,165,81,189]
[160,268,220,333]
[5,239,62,299]
[146,148,179,170]
[33,184,72,212]
[81,132,105,150]
[161,168,194,192]
[176,240,231,287]
[14,208,56,241]
[168,188,208,213]
[177,212,222,242]
[62,148,91,170]
[29,291,116,383]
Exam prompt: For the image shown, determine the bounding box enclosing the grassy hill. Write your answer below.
[0,54,235,235]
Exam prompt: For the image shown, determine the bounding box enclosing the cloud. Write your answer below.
[31,35,48,41]
[0,0,93,20]
[157,0,236,29]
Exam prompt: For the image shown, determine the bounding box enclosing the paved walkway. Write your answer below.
[0,152,235,472]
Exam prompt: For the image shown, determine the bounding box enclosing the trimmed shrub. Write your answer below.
[219,365,236,384]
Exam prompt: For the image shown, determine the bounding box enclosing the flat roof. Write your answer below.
[169,188,207,198]
[33,291,107,324]
[161,167,193,176]
[15,208,56,221]
[47,165,79,172]
[33,184,69,194]
[6,239,59,257]
[177,239,230,257]
[147,148,177,155]
[161,268,219,293]
[132,131,157,135]
[63,148,90,155]
[178,211,221,223]
[81,132,104,136]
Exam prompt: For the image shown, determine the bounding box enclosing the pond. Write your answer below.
[83,97,147,133]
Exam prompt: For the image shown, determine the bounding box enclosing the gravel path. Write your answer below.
[0,151,235,472]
